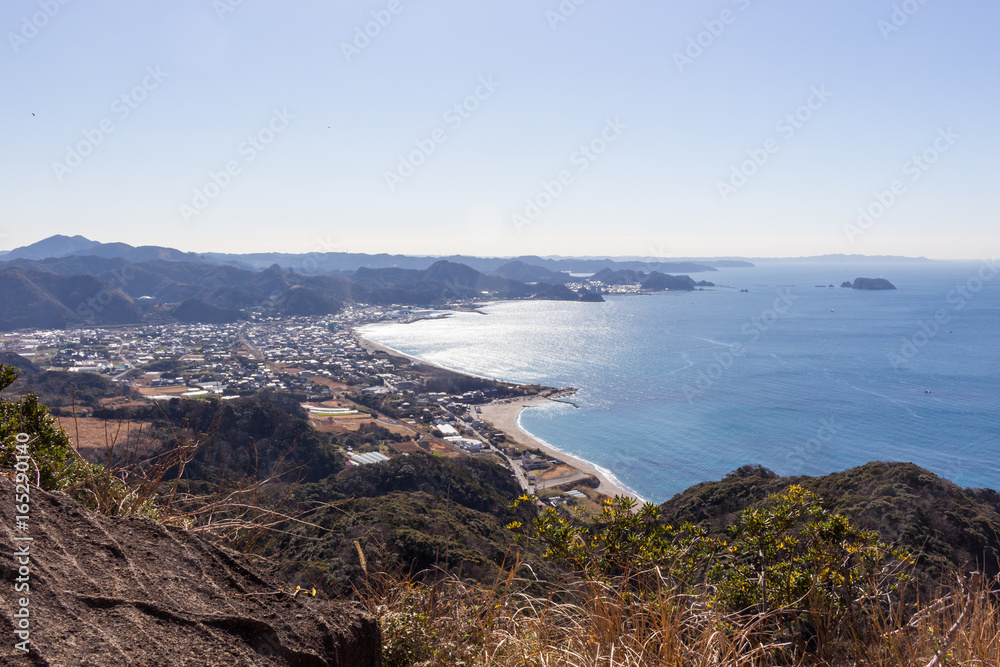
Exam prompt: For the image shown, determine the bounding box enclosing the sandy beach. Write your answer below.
[355,328,641,502]
[355,329,498,381]
[356,333,423,364]
[478,395,641,501]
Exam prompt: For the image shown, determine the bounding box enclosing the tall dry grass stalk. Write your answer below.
[64,407,335,556]
[358,556,1000,667]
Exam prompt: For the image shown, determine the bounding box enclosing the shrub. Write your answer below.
[514,485,915,661]
[523,494,716,584]
[0,365,91,490]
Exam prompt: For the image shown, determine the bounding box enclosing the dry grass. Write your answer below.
[48,400,1000,665]
[358,558,1000,667]
[62,407,337,557]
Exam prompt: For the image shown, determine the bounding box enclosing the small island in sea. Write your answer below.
[842,277,897,290]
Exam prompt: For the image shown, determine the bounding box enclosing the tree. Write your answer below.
[0,365,85,489]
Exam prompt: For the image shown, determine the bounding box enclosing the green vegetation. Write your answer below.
[0,365,84,489]
[420,370,515,397]
[520,487,913,655]
[660,462,1000,586]
[713,486,911,614]
[9,368,138,414]
[3,371,998,664]
[0,364,160,518]
[274,455,546,596]
[365,486,996,666]
[144,396,344,483]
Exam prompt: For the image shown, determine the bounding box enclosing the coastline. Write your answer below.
[354,327,500,382]
[355,331,432,366]
[478,396,643,502]
[354,326,642,502]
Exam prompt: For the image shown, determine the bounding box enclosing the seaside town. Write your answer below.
[6,0,999,659]
[0,306,614,507]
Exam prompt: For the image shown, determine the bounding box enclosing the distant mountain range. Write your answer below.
[3,238,656,330]
[206,252,737,275]
[590,268,714,291]
[0,235,748,330]
[0,237,938,268]
[754,253,933,263]
[3,234,202,263]
[0,255,614,330]
[0,265,142,330]
[0,234,923,332]
[3,235,752,275]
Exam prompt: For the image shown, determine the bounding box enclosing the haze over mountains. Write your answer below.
[0,235,753,331]
[2,235,751,273]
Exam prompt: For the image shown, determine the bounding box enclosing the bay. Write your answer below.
[358,260,1000,502]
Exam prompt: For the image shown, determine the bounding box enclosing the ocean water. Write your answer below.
[357,260,1000,503]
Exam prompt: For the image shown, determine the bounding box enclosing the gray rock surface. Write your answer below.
[0,475,380,666]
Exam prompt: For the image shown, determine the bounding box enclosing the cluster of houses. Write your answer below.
[0,308,421,399]
[0,305,617,512]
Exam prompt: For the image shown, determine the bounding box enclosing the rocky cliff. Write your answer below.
[0,474,380,665]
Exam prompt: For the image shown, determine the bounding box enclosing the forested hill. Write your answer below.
[0,257,608,330]
[659,462,1000,584]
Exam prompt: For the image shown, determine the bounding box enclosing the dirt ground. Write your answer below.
[308,414,376,434]
[389,440,424,454]
[54,416,156,458]
[536,463,578,483]
[279,368,351,392]
[98,396,148,409]
[135,384,189,397]
[425,438,463,458]
[307,413,419,439]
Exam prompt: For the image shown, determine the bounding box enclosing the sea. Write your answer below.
[357,260,1000,503]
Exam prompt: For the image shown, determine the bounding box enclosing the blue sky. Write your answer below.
[2,0,997,259]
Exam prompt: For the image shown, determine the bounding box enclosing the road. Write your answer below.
[464,418,532,493]
[503,451,532,493]
[237,330,264,361]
